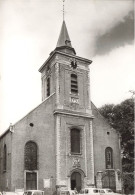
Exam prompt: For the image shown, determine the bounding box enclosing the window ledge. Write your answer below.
[70,92,79,96]
[69,153,82,157]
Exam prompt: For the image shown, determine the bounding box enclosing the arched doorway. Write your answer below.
[71,172,81,192]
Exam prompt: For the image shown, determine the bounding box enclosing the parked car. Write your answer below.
[23,190,44,195]
[98,189,121,195]
[79,188,100,195]
[2,192,18,195]
[59,190,76,195]
[79,188,121,195]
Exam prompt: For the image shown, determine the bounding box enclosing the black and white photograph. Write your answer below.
[0,1,134,195]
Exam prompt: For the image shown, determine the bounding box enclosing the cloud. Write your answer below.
[67,0,134,57]
[90,0,133,35]
[94,11,134,55]
[91,44,135,107]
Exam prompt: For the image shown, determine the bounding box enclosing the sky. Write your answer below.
[0,0,134,134]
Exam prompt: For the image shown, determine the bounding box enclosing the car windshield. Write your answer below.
[99,190,105,193]
[106,189,113,193]
[33,192,43,195]
[60,191,69,195]
[84,190,88,194]
[80,190,84,194]
[27,192,32,195]
[93,190,99,193]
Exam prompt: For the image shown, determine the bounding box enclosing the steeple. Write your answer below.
[56,20,72,47]
[55,20,76,55]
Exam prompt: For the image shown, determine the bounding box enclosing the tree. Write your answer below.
[99,98,134,193]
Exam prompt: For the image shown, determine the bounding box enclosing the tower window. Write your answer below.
[105,147,113,169]
[71,128,81,154]
[24,141,38,170]
[47,77,50,97]
[71,74,78,94]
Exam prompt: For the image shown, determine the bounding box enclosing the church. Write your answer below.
[0,20,122,194]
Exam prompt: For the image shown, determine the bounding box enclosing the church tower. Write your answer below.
[39,21,94,191]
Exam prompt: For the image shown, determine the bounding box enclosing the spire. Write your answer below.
[55,20,76,55]
[56,20,72,47]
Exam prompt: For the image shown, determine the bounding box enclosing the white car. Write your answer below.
[59,190,76,195]
[2,192,18,195]
[79,188,100,195]
[23,190,44,195]
[98,189,121,195]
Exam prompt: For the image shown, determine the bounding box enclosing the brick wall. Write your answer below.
[6,94,56,191]
[91,102,121,174]
[0,131,12,191]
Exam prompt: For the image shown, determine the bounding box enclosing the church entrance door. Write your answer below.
[71,172,81,192]
[102,170,116,192]
[26,172,37,190]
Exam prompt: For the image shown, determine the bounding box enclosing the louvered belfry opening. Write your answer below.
[71,74,78,94]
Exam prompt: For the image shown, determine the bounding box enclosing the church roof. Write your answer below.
[55,20,76,55]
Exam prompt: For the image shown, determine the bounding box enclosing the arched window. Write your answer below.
[47,77,50,97]
[3,144,7,171]
[105,147,113,169]
[24,141,38,170]
[71,74,78,94]
[71,128,80,154]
